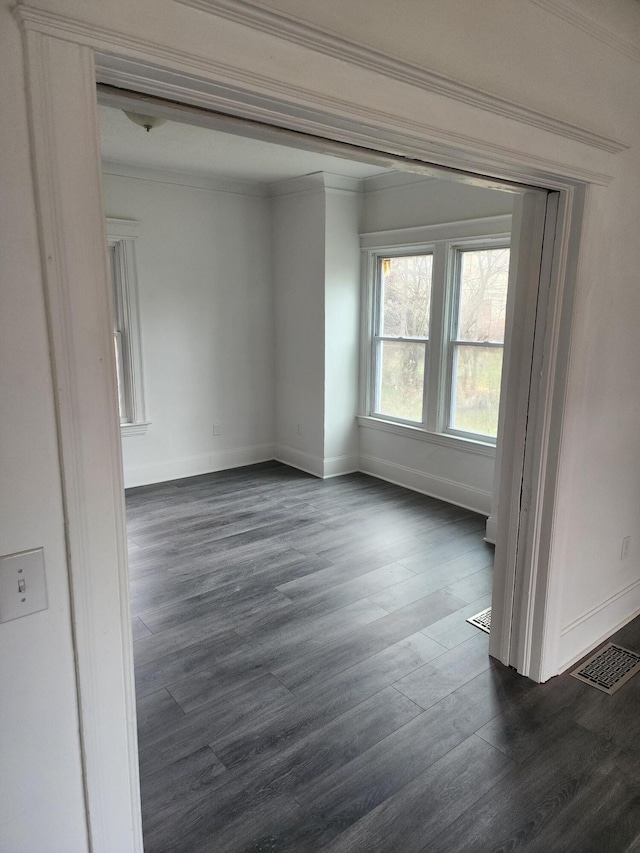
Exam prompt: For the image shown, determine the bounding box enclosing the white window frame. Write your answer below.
[370,249,434,427]
[106,218,149,436]
[444,239,511,443]
[359,215,512,451]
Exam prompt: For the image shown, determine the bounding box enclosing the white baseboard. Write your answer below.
[322,454,359,478]
[123,444,275,488]
[557,575,640,674]
[273,445,325,478]
[358,453,491,516]
[274,446,359,479]
[484,514,497,544]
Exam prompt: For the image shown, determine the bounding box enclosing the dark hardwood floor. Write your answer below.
[127,461,640,853]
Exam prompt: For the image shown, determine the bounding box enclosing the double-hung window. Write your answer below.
[372,253,433,424]
[106,219,148,435]
[448,246,510,440]
[362,222,511,446]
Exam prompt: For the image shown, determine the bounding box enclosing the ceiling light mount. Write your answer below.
[123,110,167,133]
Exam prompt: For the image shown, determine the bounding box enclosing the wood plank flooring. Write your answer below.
[128,461,640,852]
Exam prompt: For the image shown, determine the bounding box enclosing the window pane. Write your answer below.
[457,248,510,343]
[451,345,503,437]
[378,340,425,422]
[380,254,432,338]
[114,332,127,422]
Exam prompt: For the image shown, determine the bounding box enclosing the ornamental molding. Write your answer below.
[174,0,628,153]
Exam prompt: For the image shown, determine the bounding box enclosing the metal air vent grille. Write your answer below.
[467,607,491,635]
[571,643,640,695]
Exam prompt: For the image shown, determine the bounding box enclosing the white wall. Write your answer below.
[272,174,362,477]
[358,174,514,515]
[272,176,327,474]
[324,184,362,475]
[361,173,515,232]
[0,2,88,850]
[554,165,640,669]
[102,168,275,487]
[5,0,640,848]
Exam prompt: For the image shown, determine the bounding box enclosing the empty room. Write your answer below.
[98,94,640,851]
[101,99,517,848]
[5,2,640,852]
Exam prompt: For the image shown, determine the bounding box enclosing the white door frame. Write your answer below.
[16,5,609,851]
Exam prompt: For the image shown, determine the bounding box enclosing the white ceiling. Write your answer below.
[99,106,390,184]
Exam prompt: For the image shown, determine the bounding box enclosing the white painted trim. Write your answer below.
[489,189,556,679]
[561,577,640,638]
[104,217,139,239]
[362,171,436,193]
[12,5,615,187]
[484,515,497,545]
[359,215,513,250]
[322,455,359,478]
[273,445,324,478]
[90,54,616,188]
[357,416,495,458]
[557,578,640,674]
[527,0,640,66]
[268,171,362,198]
[174,0,628,154]
[359,454,492,516]
[14,5,628,185]
[120,422,149,437]
[102,159,268,197]
[123,444,275,488]
[94,59,614,188]
[21,31,143,853]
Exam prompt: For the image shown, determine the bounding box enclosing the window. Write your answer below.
[448,246,510,439]
[362,221,511,445]
[106,219,148,435]
[372,253,433,423]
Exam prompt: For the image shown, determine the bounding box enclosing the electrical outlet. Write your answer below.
[0,548,48,623]
[213,423,221,436]
[296,423,303,435]
[621,536,631,561]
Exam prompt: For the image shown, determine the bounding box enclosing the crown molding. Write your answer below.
[528,0,640,65]
[268,171,362,197]
[173,0,628,154]
[13,6,616,186]
[362,171,437,194]
[95,59,614,188]
[101,160,268,196]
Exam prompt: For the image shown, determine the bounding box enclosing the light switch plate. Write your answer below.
[0,548,48,623]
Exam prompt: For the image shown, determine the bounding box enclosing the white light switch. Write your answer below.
[0,548,48,623]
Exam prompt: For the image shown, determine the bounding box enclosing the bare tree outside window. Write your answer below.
[375,254,432,422]
[450,247,510,437]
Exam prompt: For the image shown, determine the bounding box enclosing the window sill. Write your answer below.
[121,421,150,437]
[356,416,496,457]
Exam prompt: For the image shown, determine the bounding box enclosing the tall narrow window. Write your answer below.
[372,253,433,424]
[448,246,510,439]
[106,219,148,435]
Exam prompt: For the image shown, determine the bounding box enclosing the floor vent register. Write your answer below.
[467,606,491,635]
[570,642,640,695]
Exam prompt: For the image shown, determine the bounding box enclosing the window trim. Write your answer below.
[106,218,149,436]
[360,215,512,449]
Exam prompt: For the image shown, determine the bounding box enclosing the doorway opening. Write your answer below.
[96,87,555,848]
[21,26,584,845]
